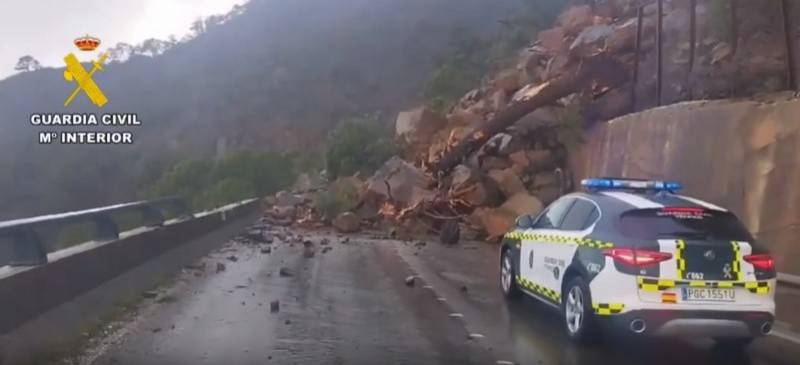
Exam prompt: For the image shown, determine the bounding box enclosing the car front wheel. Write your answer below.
[500,250,521,299]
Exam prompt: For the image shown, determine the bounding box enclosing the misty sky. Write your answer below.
[0,0,247,80]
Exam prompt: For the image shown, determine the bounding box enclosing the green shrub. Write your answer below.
[143,150,299,211]
[313,181,360,220]
[195,178,256,210]
[325,115,395,179]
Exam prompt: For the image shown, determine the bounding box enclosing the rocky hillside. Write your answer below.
[260,0,797,242]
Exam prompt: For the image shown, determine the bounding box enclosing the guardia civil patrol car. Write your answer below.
[499,178,776,345]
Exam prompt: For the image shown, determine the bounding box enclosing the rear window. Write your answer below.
[619,207,754,241]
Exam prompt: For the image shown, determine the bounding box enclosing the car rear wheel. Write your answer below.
[501,250,521,299]
[563,276,598,343]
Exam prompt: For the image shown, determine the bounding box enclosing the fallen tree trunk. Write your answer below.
[432,55,626,175]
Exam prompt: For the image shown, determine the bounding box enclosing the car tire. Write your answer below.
[562,276,598,343]
[714,337,754,348]
[500,249,521,299]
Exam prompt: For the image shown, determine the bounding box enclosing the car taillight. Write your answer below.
[603,248,672,267]
[744,254,774,271]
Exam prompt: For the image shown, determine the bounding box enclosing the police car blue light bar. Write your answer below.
[581,178,683,192]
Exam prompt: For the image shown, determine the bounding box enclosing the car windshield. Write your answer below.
[618,207,754,242]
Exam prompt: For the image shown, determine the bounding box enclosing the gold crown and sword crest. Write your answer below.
[63,35,108,107]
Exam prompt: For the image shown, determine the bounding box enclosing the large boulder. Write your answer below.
[275,190,304,207]
[537,26,567,54]
[447,109,484,127]
[559,5,594,36]
[332,212,360,233]
[490,90,509,113]
[501,193,543,217]
[508,151,530,170]
[517,49,546,84]
[395,106,447,145]
[462,183,491,207]
[492,69,522,93]
[481,133,515,156]
[488,169,526,197]
[365,157,434,207]
[532,171,559,189]
[569,25,614,59]
[272,205,297,219]
[292,172,326,192]
[450,164,476,190]
[527,149,555,171]
[471,207,517,238]
[480,156,512,171]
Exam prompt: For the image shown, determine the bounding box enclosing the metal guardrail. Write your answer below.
[0,197,192,267]
[779,273,800,289]
[630,0,798,111]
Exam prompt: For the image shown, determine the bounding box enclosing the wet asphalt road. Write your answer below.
[81,229,800,365]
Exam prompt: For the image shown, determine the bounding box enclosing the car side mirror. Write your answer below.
[515,214,535,229]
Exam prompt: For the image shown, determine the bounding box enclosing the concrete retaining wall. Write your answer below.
[575,94,800,275]
[0,199,258,362]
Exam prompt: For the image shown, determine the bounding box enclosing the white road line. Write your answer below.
[467,333,484,339]
[770,327,800,345]
[448,313,463,318]
[436,297,447,302]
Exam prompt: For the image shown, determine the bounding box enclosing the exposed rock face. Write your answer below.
[332,212,360,233]
[579,95,800,275]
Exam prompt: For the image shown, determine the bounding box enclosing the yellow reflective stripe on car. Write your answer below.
[593,303,624,315]
[731,241,743,281]
[745,281,770,294]
[503,231,614,249]
[675,239,686,279]
[515,275,561,303]
[637,276,771,294]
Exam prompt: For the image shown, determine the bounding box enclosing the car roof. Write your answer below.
[564,190,727,217]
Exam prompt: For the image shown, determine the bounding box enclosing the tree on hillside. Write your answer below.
[14,55,41,72]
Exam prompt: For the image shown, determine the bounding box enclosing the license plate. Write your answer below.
[681,287,736,302]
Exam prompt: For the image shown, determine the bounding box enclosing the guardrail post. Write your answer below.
[780,0,797,90]
[93,215,119,241]
[9,228,48,266]
[631,5,644,111]
[656,0,663,105]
